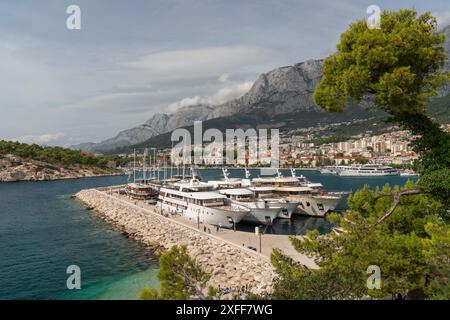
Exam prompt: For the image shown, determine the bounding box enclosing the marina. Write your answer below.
[73,164,418,296]
[0,170,417,299]
[121,163,350,225]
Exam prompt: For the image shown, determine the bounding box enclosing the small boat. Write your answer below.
[125,183,157,200]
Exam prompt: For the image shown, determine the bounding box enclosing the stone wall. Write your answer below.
[75,189,275,296]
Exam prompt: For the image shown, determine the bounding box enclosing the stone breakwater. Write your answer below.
[75,189,275,296]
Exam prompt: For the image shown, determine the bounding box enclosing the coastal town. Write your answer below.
[117,126,450,170]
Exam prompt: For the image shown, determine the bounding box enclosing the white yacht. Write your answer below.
[248,186,298,219]
[319,166,343,175]
[252,169,342,217]
[399,170,418,177]
[156,175,250,228]
[337,164,399,176]
[219,188,280,225]
[207,168,244,190]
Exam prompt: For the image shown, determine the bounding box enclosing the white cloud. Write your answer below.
[125,45,273,75]
[9,133,67,146]
[167,80,253,113]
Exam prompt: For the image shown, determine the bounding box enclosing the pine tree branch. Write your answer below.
[371,189,422,225]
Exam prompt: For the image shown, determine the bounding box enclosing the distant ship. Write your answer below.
[320,164,400,177]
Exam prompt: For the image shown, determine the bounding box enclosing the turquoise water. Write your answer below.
[0,176,158,300]
[0,170,416,300]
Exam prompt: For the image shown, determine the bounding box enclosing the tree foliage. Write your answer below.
[272,183,449,299]
[140,245,214,300]
[313,9,449,115]
[0,140,115,169]
[271,9,450,300]
[312,9,450,207]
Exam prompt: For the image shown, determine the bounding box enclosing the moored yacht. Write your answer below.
[252,169,342,217]
[156,177,250,228]
[219,188,280,225]
[248,186,298,219]
[336,164,399,176]
[125,183,157,200]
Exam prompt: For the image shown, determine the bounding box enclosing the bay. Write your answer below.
[0,169,416,299]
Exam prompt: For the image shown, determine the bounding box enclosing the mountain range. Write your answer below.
[72,25,450,154]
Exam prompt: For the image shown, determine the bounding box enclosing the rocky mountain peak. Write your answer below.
[73,27,450,154]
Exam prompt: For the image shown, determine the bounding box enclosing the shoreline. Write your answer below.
[75,188,316,297]
[0,172,124,183]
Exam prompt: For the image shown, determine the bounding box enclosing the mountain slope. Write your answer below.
[207,59,323,119]
[75,25,450,153]
[112,93,450,153]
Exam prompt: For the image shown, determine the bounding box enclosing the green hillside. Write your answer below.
[0,140,118,168]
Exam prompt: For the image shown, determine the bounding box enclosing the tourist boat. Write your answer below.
[211,168,297,219]
[125,183,157,200]
[219,188,281,224]
[156,176,250,228]
[207,168,252,190]
[252,169,342,217]
[319,167,339,175]
[247,186,298,219]
[319,166,352,175]
[207,170,243,190]
[337,164,399,176]
[399,170,418,177]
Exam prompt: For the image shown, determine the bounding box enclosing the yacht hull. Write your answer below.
[242,207,280,224]
[339,171,399,177]
[288,196,341,217]
[266,201,297,219]
[157,201,249,228]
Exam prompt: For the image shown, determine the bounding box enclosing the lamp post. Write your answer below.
[255,225,263,253]
[197,212,200,230]
[227,217,235,232]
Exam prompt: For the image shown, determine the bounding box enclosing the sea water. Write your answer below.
[0,170,416,299]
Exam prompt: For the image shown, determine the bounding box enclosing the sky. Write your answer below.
[1,0,449,146]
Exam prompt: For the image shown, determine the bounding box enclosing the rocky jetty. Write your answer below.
[0,154,118,182]
[75,189,275,296]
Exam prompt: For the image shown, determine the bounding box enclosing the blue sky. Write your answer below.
[1,0,449,146]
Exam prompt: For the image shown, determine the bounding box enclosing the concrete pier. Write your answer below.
[75,188,317,297]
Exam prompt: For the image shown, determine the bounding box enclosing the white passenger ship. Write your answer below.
[252,169,342,217]
[336,164,399,176]
[219,188,281,224]
[248,186,299,219]
[156,177,250,228]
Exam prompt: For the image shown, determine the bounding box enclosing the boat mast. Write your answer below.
[143,148,147,183]
[164,153,167,181]
[133,149,136,183]
[157,149,160,181]
[153,148,156,180]
[170,141,173,179]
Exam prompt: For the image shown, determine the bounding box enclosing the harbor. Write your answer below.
[73,164,419,297]
[75,187,317,296]
[0,171,417,299]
